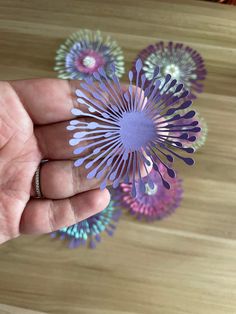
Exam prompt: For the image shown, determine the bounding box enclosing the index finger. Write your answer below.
[9,79,79,125]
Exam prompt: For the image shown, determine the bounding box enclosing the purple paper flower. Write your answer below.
[68,59,200,196]
[133,41,207,99]
[115,165,183,221]
[54,29,125,80]
[51,201,122,249]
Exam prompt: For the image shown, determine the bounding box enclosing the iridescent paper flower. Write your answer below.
[115,165,183,221]
[54,29,125,80]
[51,201,122,249]
[168,109,208,151]
[68,59,201,196]
[133,41,207,99]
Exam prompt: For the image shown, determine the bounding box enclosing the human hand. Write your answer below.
[0,79,111,244]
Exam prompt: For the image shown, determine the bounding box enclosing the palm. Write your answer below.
[0,82,40,242]
[0,79,110,245]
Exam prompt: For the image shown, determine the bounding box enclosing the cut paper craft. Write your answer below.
[132,41,207,99]
[68,58,201,197]
[168,109,208,151]
[51,201,122,249]
[54,29,125,80]
[114,165,183,221]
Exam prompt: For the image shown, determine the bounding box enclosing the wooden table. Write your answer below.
[0,0,236,313]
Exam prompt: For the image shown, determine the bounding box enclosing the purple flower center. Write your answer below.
[75,50,105,74]
[119,111,156,151]
[82,56,96,68]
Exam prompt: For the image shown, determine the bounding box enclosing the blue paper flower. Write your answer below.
[51,201,122,249]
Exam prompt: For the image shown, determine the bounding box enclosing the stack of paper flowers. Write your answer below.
[51,30,208,249]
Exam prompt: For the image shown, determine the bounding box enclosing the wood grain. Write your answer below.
[0,0,236,313]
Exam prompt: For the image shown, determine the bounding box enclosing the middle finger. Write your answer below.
[35,119,91,160]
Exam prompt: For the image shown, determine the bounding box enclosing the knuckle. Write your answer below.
[68,197,78,224]
[89,189,110,211]
[48,200,57,232]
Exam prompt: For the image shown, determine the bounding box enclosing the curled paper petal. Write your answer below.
[54,29,125,80]
[132,41,207,99]
[69,58,200,196]
[50,201,122,249]
[113,165,183,221]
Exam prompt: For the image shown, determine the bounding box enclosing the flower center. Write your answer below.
[119,111,156,151]
[164,64,180,80]
[145,183,158,195]
[82,56,96,68]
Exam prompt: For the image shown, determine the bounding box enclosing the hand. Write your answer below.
[0,79,111,245]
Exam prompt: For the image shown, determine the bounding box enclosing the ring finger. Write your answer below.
[31,159,108,199]
[35,120,88,160]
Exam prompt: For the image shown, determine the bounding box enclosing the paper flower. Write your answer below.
[68,59,201,196]
[51,201,122,249]
[168,109,208,151]
[115,165,183,221]
[54,29,125,80]
[133,41,207,99]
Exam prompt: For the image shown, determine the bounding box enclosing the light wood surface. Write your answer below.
[0,0,236,313]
